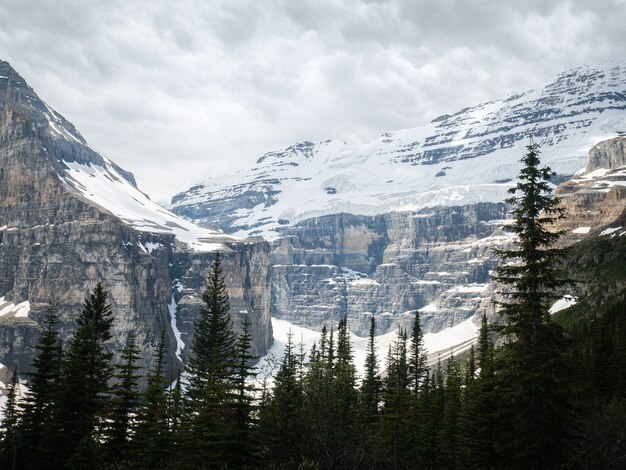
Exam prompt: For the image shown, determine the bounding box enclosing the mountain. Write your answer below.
[171,62,626,336]
[0,61,272,375]
[171,62,626,241]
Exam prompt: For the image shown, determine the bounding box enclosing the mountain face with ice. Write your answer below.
[172,62,626,241]
[0,60,272,375]
[171,62,626,337]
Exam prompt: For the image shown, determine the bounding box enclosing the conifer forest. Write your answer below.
[1,145,625,470]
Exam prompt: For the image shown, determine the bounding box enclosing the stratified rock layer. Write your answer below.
[0,61,272,375]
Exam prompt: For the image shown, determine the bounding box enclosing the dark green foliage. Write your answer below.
[184,252,238,466]
[1,366,20,469]
[360,316,381,422]
[260,331,304,467]
[106,332,142,465]
[408,310,427,394]
[228,316,260,468]
[378,328,412,468]
[49,283,114,467]
[132,329,171,469]
[492,142,576,469]
[459,313,497,468]
[17,305,63,469]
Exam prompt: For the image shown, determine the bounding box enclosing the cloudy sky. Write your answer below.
[1,0,624,203]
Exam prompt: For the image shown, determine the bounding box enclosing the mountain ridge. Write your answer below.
[171,61,626,241]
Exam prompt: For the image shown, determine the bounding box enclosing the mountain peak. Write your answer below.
[171,61,626,241]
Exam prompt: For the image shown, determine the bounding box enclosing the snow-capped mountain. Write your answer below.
[0,64,240,252]
[0,60,272,376]
[172,61,626,241]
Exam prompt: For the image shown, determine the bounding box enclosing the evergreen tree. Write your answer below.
[1,366,20,469]
[184,252,238,466]
[260,331,304,467]
[48,283,114,467]
[493,141,575,468]
[106,332,142,465]
[228,315,260,468]
[458,313,497,468]
[438,355,462,469]
[379,328,411,469]
[17,305,62,469]
[133,329,171,469]
[408,310,427,394]
[360,316,381,418]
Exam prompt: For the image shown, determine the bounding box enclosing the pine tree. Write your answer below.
[1,366,20,469]
[379,328,411,469]
[360,316,381,418]
[106,332,142,464]
[329,317,362,468]
[227,315,260,468]
[17,305,62,469]
[184,252,237,466]
[493,141,575,468]
[133,329,171,469]
[46,283,115,467]
[408,310,427,394]
[458,313,497,468]
[260,331,304,467]
[438,355,462,469]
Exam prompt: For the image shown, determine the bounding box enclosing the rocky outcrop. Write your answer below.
[554,136,626,239]
[0,61,272,377]
[269,203,508,335]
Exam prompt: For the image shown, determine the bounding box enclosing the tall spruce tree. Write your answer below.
[493,141,575,468]
[408,310,427,394]
[260,331,304,468]
[184,252,237,466]
[106,332,142,465]
[379,328,411,469]
[133,329,171,469]
[1,366,20,469]
[17,305,62,469]
[361,316,381,418]
[458,313,496,468]
[228,315,259,468]
[49,283,114,467]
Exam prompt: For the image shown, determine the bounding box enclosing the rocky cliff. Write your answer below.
[171,62,626,338]
[0,61,272,376]
[270,203,508,336]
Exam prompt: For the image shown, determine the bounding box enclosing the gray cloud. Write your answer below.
[0,0,624,202]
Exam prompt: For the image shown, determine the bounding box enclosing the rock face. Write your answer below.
[270,204,509,335]
[171,62,626,242]
[170,62,626,338]
[554,136,626,239]
[0,61,272,376]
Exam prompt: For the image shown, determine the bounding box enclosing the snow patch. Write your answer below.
[0,297,31,318]
[599,226,622,236]
[572,226,591,234]
[167,295,185,361]
[549,295,578,314]
[257,316,480,382]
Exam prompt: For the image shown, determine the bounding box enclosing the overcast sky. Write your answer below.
[1,0,625,203]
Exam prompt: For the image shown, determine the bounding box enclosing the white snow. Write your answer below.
[257,316,480,381]
[167,295,185,361]
[61,160,239,252]
[172,62,626,240]
[446,283,490,294]
[572,227,592,234]
[549,295,578,314]
[599,226,622,236]
[0,297,31,318]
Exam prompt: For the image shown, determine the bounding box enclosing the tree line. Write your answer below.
[1,143,625,469]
